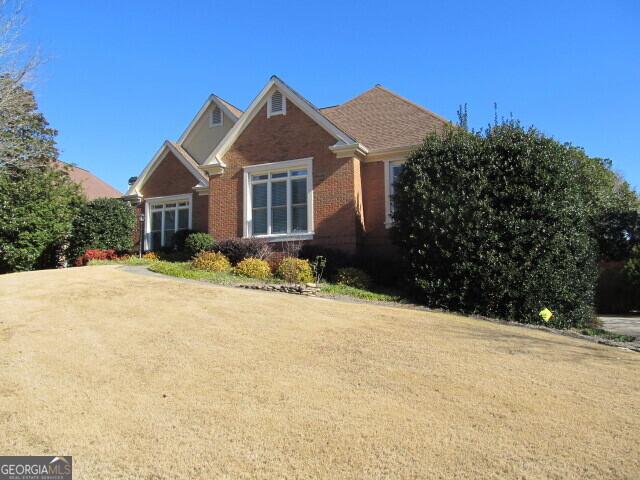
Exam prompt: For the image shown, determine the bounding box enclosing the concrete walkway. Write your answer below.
[599,315,640,337]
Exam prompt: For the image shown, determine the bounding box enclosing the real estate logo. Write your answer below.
[0,456,72,480]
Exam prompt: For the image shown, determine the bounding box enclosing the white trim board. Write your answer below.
[143,193,193,251]
[242,157,314,240]
[203,76,363,168]
[384,157,406,228]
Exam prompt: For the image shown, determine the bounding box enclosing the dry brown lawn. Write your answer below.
[0,266,638,479]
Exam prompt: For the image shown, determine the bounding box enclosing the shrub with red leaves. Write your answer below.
[75,249,118,266]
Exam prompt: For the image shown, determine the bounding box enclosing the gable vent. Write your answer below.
[210,105,223,126]
[269,90,285,116]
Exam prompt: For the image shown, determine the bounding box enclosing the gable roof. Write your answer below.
[177,94,243,145]
[57,162,122,200]
[321,85,448,152]
[203,76,362,168]
[125,140,208,197]
[216,97,243,119]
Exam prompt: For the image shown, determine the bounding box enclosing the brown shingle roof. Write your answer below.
[320,85,448,152]
[216,96,243,118]
[168,141,203,173]
[57,162,122,200]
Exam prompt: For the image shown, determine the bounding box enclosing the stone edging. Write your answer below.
[239,283,320,296]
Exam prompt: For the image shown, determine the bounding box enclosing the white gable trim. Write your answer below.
[202,76,359,168]
[125,141,208,197]
[177,94,241,145]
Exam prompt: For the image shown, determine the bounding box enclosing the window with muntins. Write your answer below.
[249,167,309,237]
[148,199,190,250]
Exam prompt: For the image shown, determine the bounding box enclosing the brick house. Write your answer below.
[124,76,447,255]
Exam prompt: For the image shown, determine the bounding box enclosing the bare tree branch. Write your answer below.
[0,0,52,170]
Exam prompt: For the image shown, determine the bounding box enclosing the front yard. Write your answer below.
[0,266,638,479]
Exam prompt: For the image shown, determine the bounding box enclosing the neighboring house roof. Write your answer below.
[124,140,208,197]
[57,162,122,200]
[320,85,448,152]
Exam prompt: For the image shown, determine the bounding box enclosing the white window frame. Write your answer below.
[243,158,313,242]
[384,158,406,228]
[267,90,286,118]
[209,105,223,127]
[144,193,193,250]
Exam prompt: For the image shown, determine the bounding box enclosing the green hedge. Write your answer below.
[392,123,597,328]
[68,198,136,260]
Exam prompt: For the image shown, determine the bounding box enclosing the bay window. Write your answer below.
[145,194,192,250]
[244,158,313,240]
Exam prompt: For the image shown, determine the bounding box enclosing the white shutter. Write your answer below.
[270,91,283,114]
[210,106,222,126]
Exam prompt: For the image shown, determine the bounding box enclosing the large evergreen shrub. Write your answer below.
[0,80,84,272]
[0,167,83,272]
[68,198,136,260]
[392,123,597,328]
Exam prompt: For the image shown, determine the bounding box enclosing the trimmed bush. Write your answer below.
[392,123,597,328]
[184,232,215,256]
[334,267,372,290]
[174,229,198,252]
[276,257,314,284]
[214,238,271,265]
[191,251,231,273]
[68,198,136,260]
[234,257,272,279]
[75,249,118,266]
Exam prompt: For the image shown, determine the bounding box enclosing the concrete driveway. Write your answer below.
[599,315,640,337]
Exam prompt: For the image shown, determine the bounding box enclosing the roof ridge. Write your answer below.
[214,95,244,116]
[273,76,359,145]
[328,85,379,111]
[373,85,449,124]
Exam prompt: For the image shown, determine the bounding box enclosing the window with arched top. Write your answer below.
[268,90,286,117]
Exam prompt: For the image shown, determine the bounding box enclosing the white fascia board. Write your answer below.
[203,77,356,167]
[329,143,369,158]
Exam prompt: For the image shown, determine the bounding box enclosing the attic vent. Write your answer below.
[268,90,285,117]
[210,105,223,127]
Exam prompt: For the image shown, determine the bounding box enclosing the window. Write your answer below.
[244,159,313,240]
[385,159,405,227]
[146,195,192,250]
[267,90,286,117]
[210,105,223,127]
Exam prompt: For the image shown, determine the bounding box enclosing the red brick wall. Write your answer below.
[210,101,361,253]
[361,161,395,255]
[139,151,208,233]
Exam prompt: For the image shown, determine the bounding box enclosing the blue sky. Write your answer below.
[21,0,640,192]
